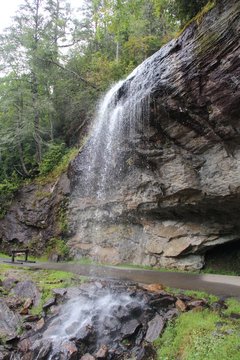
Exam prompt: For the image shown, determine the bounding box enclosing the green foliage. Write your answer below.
[223,298,240,316]
[46,237,69,258]
[174,0,210,25]
[0,0,215,191]
[36,147,78,185]
[0,178,20,218]
[155,307,240,360]
[39,143,66,176]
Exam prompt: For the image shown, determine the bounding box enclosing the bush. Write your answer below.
[46,237,69,259]
[0,179,19,218]
[39,143,66,176]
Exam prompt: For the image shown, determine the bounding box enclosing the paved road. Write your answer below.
[1,259,240,298]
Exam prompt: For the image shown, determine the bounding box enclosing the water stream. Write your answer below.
[44,39,179,358]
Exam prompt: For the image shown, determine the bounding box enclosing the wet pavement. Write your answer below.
[1,259,240,299]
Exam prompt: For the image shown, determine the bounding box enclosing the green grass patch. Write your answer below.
[0,264,86,316]
[30,269,84,316]
[223,298,240,316]
[166,288,219,304]
[0,252,11,259]
[201,267,239,276]
[155,301,240,360]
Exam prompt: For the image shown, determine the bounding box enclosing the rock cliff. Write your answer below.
[0,175,70,254]
[68,0,240,270]
[0,0,239,270]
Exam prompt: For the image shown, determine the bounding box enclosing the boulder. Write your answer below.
[0,299,21,340]
[145,315,165,342]
[11,281,40,306]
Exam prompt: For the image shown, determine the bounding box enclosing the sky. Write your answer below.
[0,0,83,32]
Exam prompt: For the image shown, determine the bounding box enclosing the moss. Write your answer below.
[175,1,216,37]
[195,30,219,57]
[56,198,69,236]
[35,190,52,199]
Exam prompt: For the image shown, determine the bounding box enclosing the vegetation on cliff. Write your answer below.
[0,0,211,215]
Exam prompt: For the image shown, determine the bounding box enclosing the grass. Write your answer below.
[166,288,219,304]
[0,264,86,316]
[154,294,240,360]
[0,252,11,259]
[201,267,239,276]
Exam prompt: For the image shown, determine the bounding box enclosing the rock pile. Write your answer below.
[0,279,214,360]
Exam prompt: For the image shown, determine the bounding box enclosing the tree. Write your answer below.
[174,0,209,25]
[0,0,74,172]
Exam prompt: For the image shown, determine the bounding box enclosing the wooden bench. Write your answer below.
[11,249,29,263]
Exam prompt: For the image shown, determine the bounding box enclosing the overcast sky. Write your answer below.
[0,0,83,32]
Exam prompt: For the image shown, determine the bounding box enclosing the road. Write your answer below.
[1,258,240,298]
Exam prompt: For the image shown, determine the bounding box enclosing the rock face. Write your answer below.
[68,0,240,270]
[10,280,204,360]
[0,174,70,254]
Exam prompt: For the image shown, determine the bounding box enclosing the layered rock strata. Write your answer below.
[68,0,240,270]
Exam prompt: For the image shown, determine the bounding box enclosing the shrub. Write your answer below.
[0,179,19,218]
[39,143,66,176]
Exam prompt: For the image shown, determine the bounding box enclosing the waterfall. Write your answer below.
[72,50,164,201]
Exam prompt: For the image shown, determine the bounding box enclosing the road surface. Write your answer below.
[1,258,240,298]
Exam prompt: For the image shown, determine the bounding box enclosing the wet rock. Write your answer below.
[95,344,108,359]
[31,339,52,359]
[149,295,176,309]
[176,299,187,312]
[121,319,140,338]
[23,323,33,331]
[2,278,18,291]
[23,315,40,323]
[35,318,45,331]
[0,346,10,360]
[0,299,21,339]
[21,353,33,360]
[42,297,56,310]
[53,288,67,298]
[5,296,23,310]
[145,315,165,342]
[20,298,33,315]
[11,281,40,306]
[126,301,142,316]
[135,343,156,360]
[74,325,96,343]
[140,284,165,293]
[210,301,228,312]
[18,338,32,353]
[187,299,208,310]
[164,308,179,321]
[104,316,120,332]
[80,354,95,360]
[59,340,78,360]
[112,305,130,320]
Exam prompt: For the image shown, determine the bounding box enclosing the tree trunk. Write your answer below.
[31,71,42,164]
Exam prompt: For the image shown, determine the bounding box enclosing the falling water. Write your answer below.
[46,39,179,359]
[73,50,164,202]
